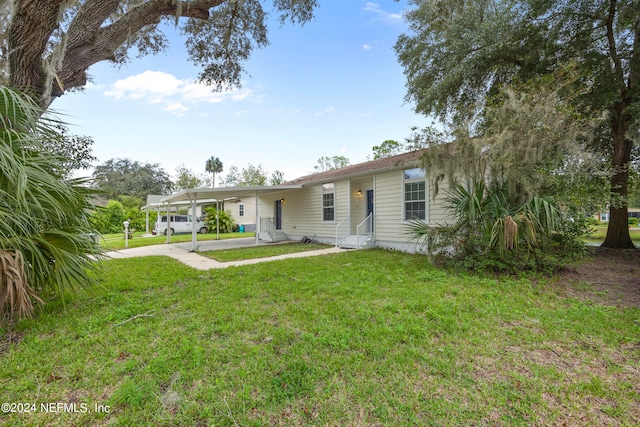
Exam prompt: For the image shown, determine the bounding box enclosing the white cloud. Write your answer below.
[163,102,189,114]
[363,2,403,23]
[362,43,373,51]
[315,106,336,117]
[104,70,253,114]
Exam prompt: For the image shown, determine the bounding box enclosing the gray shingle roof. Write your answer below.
[284,149,426,185]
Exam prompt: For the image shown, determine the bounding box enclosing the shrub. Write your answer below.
[90,200,125,234]
[89,200,153,234]
[585,216,600,226]
[406,179,587,274]
[204,207,236,233]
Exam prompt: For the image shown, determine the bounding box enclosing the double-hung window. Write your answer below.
[238,204,245,217]
[404,168,426,221]
[322,183,335,221]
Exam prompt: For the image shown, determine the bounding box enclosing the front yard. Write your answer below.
[99,231,256,251]
[586,224,640,246]
[1,250,638,426]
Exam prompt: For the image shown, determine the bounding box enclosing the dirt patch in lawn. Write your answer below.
[554,247,640,308]
[0,329,24,357]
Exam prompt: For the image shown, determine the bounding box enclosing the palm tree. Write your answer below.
[205,156,223,188]
[0,87,102,321]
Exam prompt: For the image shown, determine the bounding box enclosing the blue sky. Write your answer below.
[52,1,430,184]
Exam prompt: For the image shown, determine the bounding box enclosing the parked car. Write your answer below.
[153,215,208,235]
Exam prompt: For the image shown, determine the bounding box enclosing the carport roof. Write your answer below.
[160,185,303,204]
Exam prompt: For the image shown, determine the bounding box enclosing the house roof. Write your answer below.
[284,149,426,186]
[153,150,427,206]
[145,194,165,205]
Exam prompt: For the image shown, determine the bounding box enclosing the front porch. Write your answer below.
[335,213,374,249]
[256,177,376,249]
[258,217,288,242]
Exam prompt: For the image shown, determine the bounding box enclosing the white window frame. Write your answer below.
[403,168,427,222]
[238,204,245,217]
[322,183,335,222]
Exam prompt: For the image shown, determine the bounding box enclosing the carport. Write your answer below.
[160,185,302,252]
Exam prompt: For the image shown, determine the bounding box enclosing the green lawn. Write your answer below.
[1,250,638,426]
[99,231,256,251]
[585,225,640,245]
[201,242,330,262]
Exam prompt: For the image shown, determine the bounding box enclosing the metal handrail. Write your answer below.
[260,217,275,241]
[335,214,350,247]
[356,213,373,248]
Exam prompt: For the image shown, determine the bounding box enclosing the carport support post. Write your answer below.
[255,190,259,246]
[190,194,197,252]
[165,203,171,244]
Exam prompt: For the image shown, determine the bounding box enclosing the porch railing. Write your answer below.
[335,215,350,247]
[260,217,275,241]
[356,213,373,247]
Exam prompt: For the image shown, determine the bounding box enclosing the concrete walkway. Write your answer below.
[105,238,346,270]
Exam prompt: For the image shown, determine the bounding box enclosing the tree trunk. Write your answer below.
[602,103,636,249]
[8,0,66,103]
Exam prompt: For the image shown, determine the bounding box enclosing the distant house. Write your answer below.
[162,150,455,253]
[595,207,640,222]
[223,197,257,232]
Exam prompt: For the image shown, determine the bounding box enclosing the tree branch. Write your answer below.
[628,10,640,93]
[110,311,155,329]
[53,0,226,101]
[66,0,121,52]
[605,0,625,87]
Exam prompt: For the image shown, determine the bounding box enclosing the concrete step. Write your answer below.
[339,234,373,249]
[259,230,287,242]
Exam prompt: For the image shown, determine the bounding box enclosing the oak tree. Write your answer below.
[396,0,640,249]
[92,158,173,199]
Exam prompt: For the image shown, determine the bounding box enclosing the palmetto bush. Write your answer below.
[407,179,584,273]
[204,207,236,233]
[0,87,102,321]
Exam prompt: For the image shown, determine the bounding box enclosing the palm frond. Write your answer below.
[0,87,103,321]
[0,250,44,321]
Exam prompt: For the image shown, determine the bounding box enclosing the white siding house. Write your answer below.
[256,150,455,252]
[160,150,456,253]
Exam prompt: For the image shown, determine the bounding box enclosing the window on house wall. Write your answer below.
[238,204,244,217]
[322,183,335,221]
[404,168,426,220]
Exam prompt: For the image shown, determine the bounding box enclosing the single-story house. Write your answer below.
[161,149,453,252]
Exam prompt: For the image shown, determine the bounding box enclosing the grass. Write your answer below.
[99,231,255,251]
[585,224,640,245]
[200,242,330,262]
[1,250,639,426]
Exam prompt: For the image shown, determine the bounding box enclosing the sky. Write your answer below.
[52,1,431,184]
